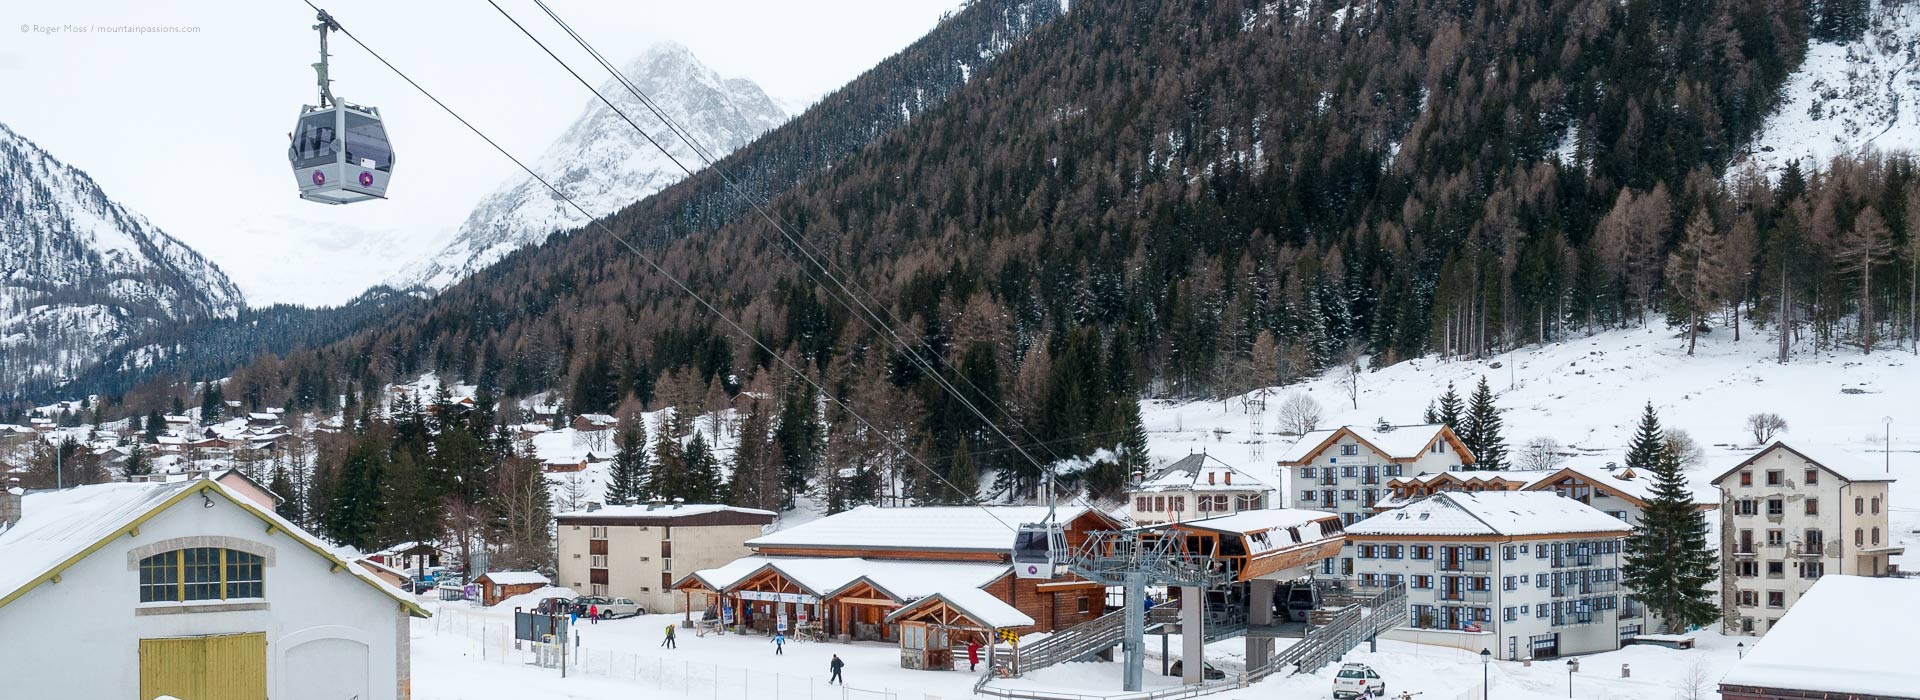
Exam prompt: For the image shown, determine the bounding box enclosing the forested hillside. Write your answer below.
[114,0,1920,522]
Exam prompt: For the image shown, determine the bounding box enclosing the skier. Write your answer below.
[967,641,981,671]
[828,654,844,684]
[662,623,677,649]
[588,604,599,624]
[772,632,785,655]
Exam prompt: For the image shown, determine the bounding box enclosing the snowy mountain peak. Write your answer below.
[392,43,787,291]
[0,121,243,397]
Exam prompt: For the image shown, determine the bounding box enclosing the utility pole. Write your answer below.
[55,439,63,490]
[1885,417,1894,474]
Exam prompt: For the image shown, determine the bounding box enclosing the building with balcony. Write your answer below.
[1372,470,1540,512]
[1278,424,1475,527]
[1523,461,1717,526]
[1127,453,1272,524]
[1346,491,1637,659]
[1711,442,1900,636]
[555,502,776,613]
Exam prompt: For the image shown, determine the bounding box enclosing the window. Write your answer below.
[1766,561,1784,578]
[1412,575,1433,589]
[1872,497,1881,515]
[1503,576,1516,591]
[589,526,608,539]
[1342,490,1357,502]
[1412,546,1432,560]
[1873,527,1881,546]
[1766,530,1784,547]
[1302,467,1318,479]
[1341,444,1360,456]
[1386,465,1404,477]
[1766,591,1784,609]
[1734,561,1757,578]
[1856,497,1865,515]
[1801,562,1824,579]
[591,554,608,568]
[591,583,608,596]
[1301,490,1317,504]
[1858,528,1866,546]
[1431,441,1445,454]
[1737,590,1757,607]
[1805,530,1823,553]
[1504,607,1517,622]
[1358,545,1376,559]
[1520,574,1529,584]
[1171,497,1185,512]
[1739,471,1752,486]
[1077,596,1092,614]
[343,112,394,171]
[1519,544,1528,554]
[138,548,264,603]
[1503,545,1516,561]
[1734,499,1756,516]
[1154,496,1166,512]
[1136,497,1149,511]
[1199,497,1212,513]
[1765,470,1783,486]
[1804,469,1818,485]
[1805,499,1818,516]
[1766,499,1783,516]
[1342,466,1359,478]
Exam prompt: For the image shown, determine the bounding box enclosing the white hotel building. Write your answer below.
[1277,424,1475,527]
[1346,491,1642,659]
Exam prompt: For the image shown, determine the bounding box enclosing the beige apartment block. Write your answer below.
[556,503,775,614]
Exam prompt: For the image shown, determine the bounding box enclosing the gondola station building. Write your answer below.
[0,475,427,700]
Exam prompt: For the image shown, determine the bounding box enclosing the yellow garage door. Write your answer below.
[139,632,266,700]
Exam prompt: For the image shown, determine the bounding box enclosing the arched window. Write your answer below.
[139,548,264,603]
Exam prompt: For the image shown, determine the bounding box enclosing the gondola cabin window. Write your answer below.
[139,548,265,602]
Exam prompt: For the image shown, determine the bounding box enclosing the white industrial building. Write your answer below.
[0,476,426,700]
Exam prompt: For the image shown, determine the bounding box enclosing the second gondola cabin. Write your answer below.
[289,102,393,204]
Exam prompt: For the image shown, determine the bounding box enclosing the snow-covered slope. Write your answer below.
[1141,326,1919,570]
[0,121,243,396]
[1743,0,1920,174]
[393,43,787,291]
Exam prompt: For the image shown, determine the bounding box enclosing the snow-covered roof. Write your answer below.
[1170,508,1341,554]
[748,505,1116,553]
[1347,491,1629,538]
[0,478,426,616]
[1133,453,1271,492]
[1720,576,1920,697]
[576,413,618,425]
[680,556,1008,601]
[1719,442,1896,484]
[246,412,277,421]
[1390,469,1545,487]
[1277,424,1465,464]
[478,571,549,586]
[554,503,776,521]
[886,588,1034,629]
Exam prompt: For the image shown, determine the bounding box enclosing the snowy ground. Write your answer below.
[409,597,1752,700]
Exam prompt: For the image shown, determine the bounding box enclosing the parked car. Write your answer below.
[1167,659,1225,681]
[534,597,573,615]
[569,595,646,618]
[1332,662,1386,698]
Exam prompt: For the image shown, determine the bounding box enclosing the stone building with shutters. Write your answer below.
[1711,442,1901,636]
[554,502,776,613]
[0,475,427,700]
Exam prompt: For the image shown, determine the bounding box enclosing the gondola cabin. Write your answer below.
[289,103,393,204]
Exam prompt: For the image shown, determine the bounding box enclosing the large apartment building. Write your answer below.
[1278,424,1475,526]
[1347,491,1640,659]
[1711,442,1901,636]
[555,503,776,613]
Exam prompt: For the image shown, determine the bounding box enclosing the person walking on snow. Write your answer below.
[828,654,844,684]
[967,641,981,671]
[588,604,599,624]
[662,623,677,649]
[772,632,785,655]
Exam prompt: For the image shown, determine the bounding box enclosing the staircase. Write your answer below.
[987,601,1180,679]
[1250,583,1407,681]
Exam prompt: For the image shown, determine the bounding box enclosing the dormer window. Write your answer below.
[1341,444,1360,456]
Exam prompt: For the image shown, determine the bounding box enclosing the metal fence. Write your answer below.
[428,609,923,700]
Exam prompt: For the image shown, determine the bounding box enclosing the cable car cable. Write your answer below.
[498,0,1102,520]
[291,0,1011,531]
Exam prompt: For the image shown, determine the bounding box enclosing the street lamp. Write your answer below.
[1566,658,1579,698]
[1737,642,1745,659]
[1479,648,1491,700]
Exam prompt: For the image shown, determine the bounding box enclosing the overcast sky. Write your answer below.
[0,0,959,305]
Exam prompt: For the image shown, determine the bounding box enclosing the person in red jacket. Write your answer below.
[967,641,982,671]
[587,604,600,624]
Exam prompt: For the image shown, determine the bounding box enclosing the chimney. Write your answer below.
[586,501,602,512]
[647,497,666,511]
[0,477,22,530]
[672,497,685,509]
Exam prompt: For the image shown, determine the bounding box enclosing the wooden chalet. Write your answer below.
[1159,509,1347,582]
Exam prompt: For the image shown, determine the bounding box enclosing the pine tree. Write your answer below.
[649,417,687,501]
[945,439,980,505]
[773,387,821,507]
[123,443,152,477]
[1436,382,1463,430]
[727,397,780,511]
[605,425,651,505]
[322,436,387,551]
[270,463,301,522]
[1460,377,1506,469]
[1620,404,1719,633]
[684,432,722,503]
[1423,400,1440,425]
[1624,403,1665,470]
